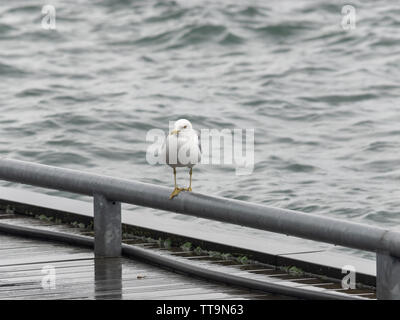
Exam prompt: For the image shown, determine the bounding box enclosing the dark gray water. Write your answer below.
[1,0,399,257]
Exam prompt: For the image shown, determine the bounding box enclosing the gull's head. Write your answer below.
[170,119,193,135]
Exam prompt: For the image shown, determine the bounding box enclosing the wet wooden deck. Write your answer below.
[0,210,376,300]
[0,233,289,300]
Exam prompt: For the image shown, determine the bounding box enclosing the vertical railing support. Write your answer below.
[95,258,122,299]
[93,194,121,257]
[376,251,400,299]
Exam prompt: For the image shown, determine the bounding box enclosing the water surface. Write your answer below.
[1,0,399,259]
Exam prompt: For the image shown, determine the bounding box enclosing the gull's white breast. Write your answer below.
[164,129,201,168]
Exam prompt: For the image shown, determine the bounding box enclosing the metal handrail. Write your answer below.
[0,158,398,299]
[0,158,399,256]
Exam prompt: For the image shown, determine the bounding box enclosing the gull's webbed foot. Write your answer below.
[169,187,184,199]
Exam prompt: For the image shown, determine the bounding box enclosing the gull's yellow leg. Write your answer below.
[169,168,183,199]
[185,168,193,192]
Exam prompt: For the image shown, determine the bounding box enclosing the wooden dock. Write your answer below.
[0,232,290,300]
[0,213,294,300]
[0,210,376,300]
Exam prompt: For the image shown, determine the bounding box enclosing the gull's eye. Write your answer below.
[183,125,187,129]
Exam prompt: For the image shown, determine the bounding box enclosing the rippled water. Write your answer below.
[1,0,399,257]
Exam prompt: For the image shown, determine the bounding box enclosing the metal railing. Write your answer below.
[0,158,398,299]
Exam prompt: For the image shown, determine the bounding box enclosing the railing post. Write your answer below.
[93,194,121,257]
[376,251,400,299]
[95,257,122,299]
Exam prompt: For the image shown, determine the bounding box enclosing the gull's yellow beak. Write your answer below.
[170,129,180,135]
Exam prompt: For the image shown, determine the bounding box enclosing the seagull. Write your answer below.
[162,119,201,199]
